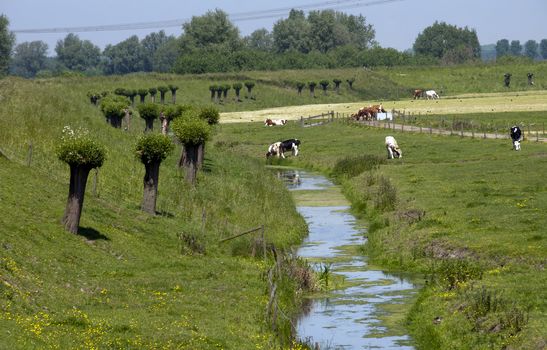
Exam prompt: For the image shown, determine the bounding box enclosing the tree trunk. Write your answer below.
[178,144,186,168]
[145,118,154,132]
[197,143,205,169]
[110,116,122,128]
[140,95,146,103]
[172,92,176,104]
[142,161,161,215]
[160,93,165,104]
[62,165,92,234]
[182,144,200,185]
[151,95,156,103]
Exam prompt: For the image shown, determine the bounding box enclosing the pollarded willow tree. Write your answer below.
[137,102,160,132]
[232,82,243,102]
[127,89,138,107]
[296,82,305,96]
[346,77,355,90]
[135,133,174,215]
[158,86,169,104]
[244,81,255,99]
[162,104,191,135]
[168,84,179,104]
[137,89,149,103]
[100,95,130,128]
[333,79,342,94]
[148,87,157,103]
[319,80,329,95]
[172,116,211,185]
[196,106,219,168]
[222,84,231,100]
[57,126,106,234]
[308,81,317,97]
[209,85,217,102]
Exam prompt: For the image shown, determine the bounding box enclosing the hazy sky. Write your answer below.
[3,0,547,55]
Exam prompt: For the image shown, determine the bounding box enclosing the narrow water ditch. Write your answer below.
[276,169,418,350]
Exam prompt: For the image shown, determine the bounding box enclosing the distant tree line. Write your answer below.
[495,39,547,60]
[1,12,546,79]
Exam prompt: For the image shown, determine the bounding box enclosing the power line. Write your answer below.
[13,0,404,34]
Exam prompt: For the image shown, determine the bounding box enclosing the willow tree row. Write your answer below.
[87,84,179,107]
[208,81,255,103]
[295,78,355,97]
[57,107,220,234]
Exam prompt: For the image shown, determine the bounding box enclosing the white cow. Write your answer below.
[425,90,439,99]
[385,136,402,159]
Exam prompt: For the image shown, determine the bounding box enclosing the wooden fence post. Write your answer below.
[460,122,464,138]
[471,122,475,138]
[300,116,304,127]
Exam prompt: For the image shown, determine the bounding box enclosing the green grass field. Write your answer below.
[1,61,546,349]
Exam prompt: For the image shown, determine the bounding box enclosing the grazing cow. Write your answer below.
[385,136,402,159]
[266,141,282,158]
[425,90,439,100]
[413,89,424,99]
[265,118,287,126]
[351,104,386,121]
[266,139,301,158]
[279,139,301,158]
[510,126,522,151]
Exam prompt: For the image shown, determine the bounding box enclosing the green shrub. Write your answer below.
[435,259,482,290]
[135,134,174,164]
[374,175,397,212]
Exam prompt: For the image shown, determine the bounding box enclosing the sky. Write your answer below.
[3,0,547,56]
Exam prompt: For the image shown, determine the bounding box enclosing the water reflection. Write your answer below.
[284,170,416,350]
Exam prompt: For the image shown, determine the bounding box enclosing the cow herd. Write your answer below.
[351,104,386,121]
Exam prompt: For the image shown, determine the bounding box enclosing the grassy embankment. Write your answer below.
[215,116,546,349]
[0,78,312,349]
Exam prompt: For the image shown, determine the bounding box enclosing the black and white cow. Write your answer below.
[510,126,522,151]
[279,139,300,158]
[266,139,301,159]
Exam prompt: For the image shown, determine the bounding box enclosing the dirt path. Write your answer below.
[220,90,547,123]
[356,120,547,143]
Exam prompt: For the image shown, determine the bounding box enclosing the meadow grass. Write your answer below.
[1,62,547,348]
[216,120,547,349]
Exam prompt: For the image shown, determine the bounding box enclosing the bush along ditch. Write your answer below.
[332,154,535,349]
